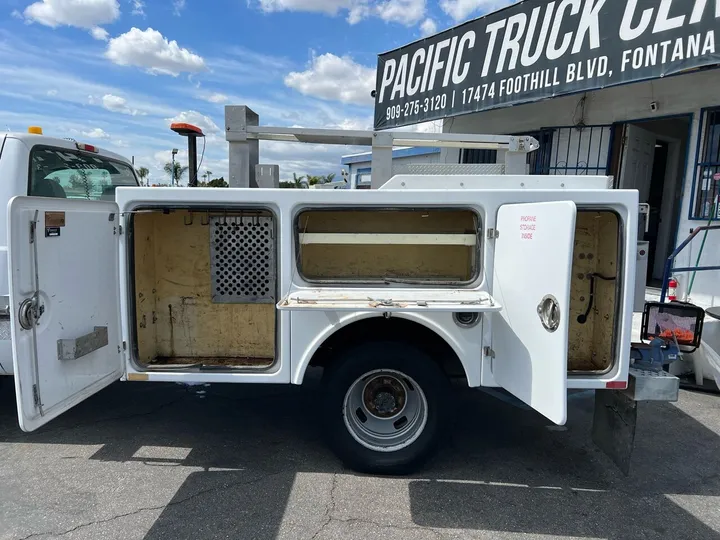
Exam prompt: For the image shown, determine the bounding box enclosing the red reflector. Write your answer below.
[76,143,98,153]
[606,381,627,389]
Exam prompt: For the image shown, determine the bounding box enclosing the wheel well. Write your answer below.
[308,317,467,384]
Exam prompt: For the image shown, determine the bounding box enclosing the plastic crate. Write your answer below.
[641,301,705,351]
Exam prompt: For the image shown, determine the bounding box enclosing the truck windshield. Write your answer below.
[28,145,138,200]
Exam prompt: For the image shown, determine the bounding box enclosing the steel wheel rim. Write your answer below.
[343,369,428,453]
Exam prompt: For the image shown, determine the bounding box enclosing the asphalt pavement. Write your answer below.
[0,371,719,540]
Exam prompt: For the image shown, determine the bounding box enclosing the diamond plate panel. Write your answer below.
[210,215,275,304]
[393,163,506,175]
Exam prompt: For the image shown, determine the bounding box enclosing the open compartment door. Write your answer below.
[491,201,576,425]
[278,289,500,312]
[8,197,123,431]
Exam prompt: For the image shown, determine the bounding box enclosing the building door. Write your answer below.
[619,124,656,201]
[615,117,691,286]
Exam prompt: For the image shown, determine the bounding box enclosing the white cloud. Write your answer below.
[83,127,111,139]
[131,0,145,15]
[100,93,142,116]
[439,0,515,23]
[90,26,109,40]
[346,4,368,23]
[255,0,424,26]
[11,9,23,19]
[167,110,220,135]
[173,0,186,16]
[420,17,436,36]
[284,53,374,105]
[46,89,58,96]
[105,27,206,76]
[376,0,425,26]
[258,0,352,15]
[23,0,119,29]
[206,93,228,104]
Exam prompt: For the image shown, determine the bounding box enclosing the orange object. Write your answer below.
[658,328,695,344]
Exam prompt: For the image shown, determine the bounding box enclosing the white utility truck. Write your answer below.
[0,128,139,376]
[2,106,682,475]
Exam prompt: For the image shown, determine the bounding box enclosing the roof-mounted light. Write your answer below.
[76,142,98,153]
[28,126,43,135]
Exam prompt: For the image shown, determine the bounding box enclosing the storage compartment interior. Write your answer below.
[297,208,479,282]
[132,209,276,369]
[568,210,621,373]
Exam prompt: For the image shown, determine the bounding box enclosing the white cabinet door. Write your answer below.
[491,201,576,425]
[8,197,123,431]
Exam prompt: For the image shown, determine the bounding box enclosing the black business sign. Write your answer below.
[374,0,720,129]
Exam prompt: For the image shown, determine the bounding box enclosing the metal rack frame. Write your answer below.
[224,105,540,189]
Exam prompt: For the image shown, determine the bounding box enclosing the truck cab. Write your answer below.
[0,129,139,376]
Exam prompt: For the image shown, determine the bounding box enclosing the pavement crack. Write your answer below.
[310,472,338,539]
[13,470,285,540]
[331,516,443,538]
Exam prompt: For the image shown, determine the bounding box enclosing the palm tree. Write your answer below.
[292,173,305,188]
[164,162,188,186]
[136,167,149,186]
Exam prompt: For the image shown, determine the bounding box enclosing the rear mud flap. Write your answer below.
[591,390,637,476]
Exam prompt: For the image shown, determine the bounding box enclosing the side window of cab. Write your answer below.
[29,146,138,200]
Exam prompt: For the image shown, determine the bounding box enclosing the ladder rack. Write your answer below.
[224,105,539,190]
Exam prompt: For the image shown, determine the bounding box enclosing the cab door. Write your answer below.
[8,197,123,431]
[490,201,576,425]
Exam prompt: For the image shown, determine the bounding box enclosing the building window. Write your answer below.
[532,126,612,176]
[692,108,720,220]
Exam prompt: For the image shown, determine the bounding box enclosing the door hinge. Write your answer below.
[483,346,495,358]
[486,228,499,239]
[32,384,39,406]
[122,341,127,351]
[29,221,36,244]
[113,225,123,235]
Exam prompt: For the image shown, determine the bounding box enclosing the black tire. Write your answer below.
[322,341,451,475]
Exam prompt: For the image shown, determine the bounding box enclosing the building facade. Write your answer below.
[341,147,441,189]
[440,68,719,308]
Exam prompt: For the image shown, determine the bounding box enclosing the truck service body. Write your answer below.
[0,108,679,475]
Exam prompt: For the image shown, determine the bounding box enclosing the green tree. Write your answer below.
[163,162,188,185]
[207,177,228,187]
[280,173,306,189]
[136,166,149,186]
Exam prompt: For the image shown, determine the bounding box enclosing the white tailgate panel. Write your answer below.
[491,201,576,425]
[9,197,123,431]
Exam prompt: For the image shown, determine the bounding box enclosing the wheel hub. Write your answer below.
[343,368,428,453]
[363,376,406,418]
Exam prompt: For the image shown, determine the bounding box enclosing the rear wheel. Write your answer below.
[322,341,451,475]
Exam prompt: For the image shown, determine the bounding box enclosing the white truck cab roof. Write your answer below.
[4,131,133,165]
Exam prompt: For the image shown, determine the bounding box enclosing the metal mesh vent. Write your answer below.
[209,215,275,304]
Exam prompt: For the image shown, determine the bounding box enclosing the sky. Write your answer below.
[0,0,514,184]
